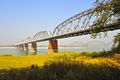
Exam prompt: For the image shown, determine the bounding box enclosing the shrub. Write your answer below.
[0,58,120,80]
[1,54,13,56]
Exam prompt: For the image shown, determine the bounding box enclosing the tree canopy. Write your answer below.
[112,33,120,52]
[96,0,120,15]
[90,0,120,38]
[94,0,120,23]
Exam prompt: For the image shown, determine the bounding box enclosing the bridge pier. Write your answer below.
[20,44,24,51]
[48,39,58,54]
[30,42,37,55]
[24,43,29,55]
[16,45,20,50]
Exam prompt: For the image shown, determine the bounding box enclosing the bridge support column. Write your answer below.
[20,44,24,51]
[16,45,20,50]
[48,39,58,54]
[24,43,29,55]
[30,42,37,55]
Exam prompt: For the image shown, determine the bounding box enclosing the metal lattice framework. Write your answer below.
[52,8,117,36]
[17,7,120,45]
[25,37,32,42]
[33,31,52,41]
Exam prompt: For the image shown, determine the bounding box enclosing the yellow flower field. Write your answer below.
[0,52,120,70]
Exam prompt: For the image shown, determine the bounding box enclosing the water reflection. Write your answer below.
[17,48,37,56]
[0,46,110,56]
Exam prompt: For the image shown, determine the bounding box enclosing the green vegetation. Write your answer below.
[0,52,120,80]
[112,33,120,53]
[89,0,120,38]
[0,52,112,69]
[1,53,13,56]
[95,0,120,17]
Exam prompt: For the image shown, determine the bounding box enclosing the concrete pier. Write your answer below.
[24,43,29,55]
[48,39,58,54]
[20,44,24,51]
[30,42,37,55]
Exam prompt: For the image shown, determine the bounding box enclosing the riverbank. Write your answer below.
[0,52,120,80]
[0,52,113,69]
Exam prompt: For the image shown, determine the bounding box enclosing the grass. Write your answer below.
[0,52,120,80]
[0,52,112,69]
[1,53,13,56]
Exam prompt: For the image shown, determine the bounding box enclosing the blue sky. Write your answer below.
[0,0,119,46]
[0,0,94,45]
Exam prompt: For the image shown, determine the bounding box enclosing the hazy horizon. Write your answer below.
[0,0,120,45]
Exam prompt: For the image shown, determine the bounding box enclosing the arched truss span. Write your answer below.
[19,7,118,44]
[52,8,116,36]
[25,37,32,43]
[33,31,52,40]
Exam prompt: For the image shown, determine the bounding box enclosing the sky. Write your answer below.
[0,0,119,46]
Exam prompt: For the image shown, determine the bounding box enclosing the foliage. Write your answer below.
[113,54,120,60]
[0,57,120,80]
[0,52,119,80]
[1,54,13,56]
[112,33,120,53]
[0,52,113,70]
[79,51,112,58]
[91,0,120,38]
[95,0,120,18]
[111,0,120,17]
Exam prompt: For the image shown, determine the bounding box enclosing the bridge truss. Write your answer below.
[18,7,120,44]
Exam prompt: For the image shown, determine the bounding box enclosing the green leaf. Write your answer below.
[96,0,99,2]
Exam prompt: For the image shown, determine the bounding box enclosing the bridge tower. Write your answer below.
[48,39,58,54]
[30,42,37,55]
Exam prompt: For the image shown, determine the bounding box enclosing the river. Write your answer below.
[0,46,110,56]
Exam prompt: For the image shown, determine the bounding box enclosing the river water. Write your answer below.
[0,46,110,56]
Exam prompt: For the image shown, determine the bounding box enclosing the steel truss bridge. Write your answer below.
[16,7,120,54]
[17,8,120,44]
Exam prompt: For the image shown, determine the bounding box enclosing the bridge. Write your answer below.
[16,7,120,55]
[0,40,113,48]
[0,45,16,47]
